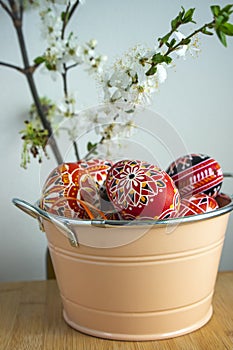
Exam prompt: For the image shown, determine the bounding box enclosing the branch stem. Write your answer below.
[0,0,14,19]
[60,0,81,162]
[0,61,24,73]
[6,0,63,165]
[73,140,80,161]
[84,136,105,160]
[166,20,215,56]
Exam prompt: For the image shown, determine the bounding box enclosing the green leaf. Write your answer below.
[87,142,97,152]
[164,55,172,64]
[215,15,226,29]
[145,66,157,76]
[34,56,45,65]
[61,11,69,22]
[151,53,172,64]
[220,22,233,36]
[171,18,178,30]
[201,27,214,36]
[179,6,186,21]
[158,33,171,45]
[45,62,56,71]
[183,8,196,24]
[61,11,66,21]
[180,38,191,45]
[151,53,165,64]
[216,29,227,46]
[211,5,220,17]
[171,7,185,30]
[166,38,176,48]
[221,4,233,15]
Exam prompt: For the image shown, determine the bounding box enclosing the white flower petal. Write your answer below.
[111,89,122,102]
[174,31,186,41]
[156,64,167,83]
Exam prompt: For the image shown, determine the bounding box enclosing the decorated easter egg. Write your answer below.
[77,159,117,218]
[178,193,219,217]
[106,159,180,220]
[40,162,100,219]
[166,154,223,198]
[77,159,113,188]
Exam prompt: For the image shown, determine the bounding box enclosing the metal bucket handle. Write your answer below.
[12,198,79,247]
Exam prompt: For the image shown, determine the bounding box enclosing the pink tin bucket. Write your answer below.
[12,173,233,341]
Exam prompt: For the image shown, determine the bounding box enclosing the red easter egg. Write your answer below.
[77,159,116,218]
[178,193,219,217]
[40,162,100,219]
[106,159,180,220]
[77,159,113,188]
[166,154,223,198]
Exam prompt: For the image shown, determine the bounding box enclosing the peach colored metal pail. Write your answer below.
[13,182,233,341]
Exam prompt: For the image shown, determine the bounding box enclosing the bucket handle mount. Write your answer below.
[12,198,79,247]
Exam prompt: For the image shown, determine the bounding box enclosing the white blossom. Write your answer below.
[98,44,164,108]
[174,31,188,58]
[40,8,63,41]
[57,93,77,118]
[42,40,65,72]
[80,41,108,75]
[64,33,84,64]
[78,109,109,136]
[174,31,200,59]
[156,63,167,83]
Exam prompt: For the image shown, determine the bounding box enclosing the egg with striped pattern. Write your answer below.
[166,154,223,198]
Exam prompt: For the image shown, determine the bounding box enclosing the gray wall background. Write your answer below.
[0,0,233,281]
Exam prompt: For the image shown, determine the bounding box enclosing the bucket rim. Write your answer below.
[12,194,233,247]
[31,194,233,228]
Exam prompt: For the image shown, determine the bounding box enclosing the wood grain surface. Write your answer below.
[0,272,233,350]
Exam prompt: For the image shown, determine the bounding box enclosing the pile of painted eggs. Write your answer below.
[40,154,224,220]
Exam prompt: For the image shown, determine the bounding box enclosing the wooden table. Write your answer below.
[0,272,233,350]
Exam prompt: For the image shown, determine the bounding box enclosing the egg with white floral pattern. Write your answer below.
[166,154,223,198]
[178,193,219,217]
[106,159,180,220]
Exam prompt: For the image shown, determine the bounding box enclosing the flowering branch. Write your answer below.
[82,4,233,159]
[0,0,63,167]
[1,2,233,167]
[145,5,233,76]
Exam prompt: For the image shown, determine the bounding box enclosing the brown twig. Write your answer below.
[0,61,24,73]
[68,1,80,22]
[0,1,14,19]
[3,0,63,165]
[60,0,81,161]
